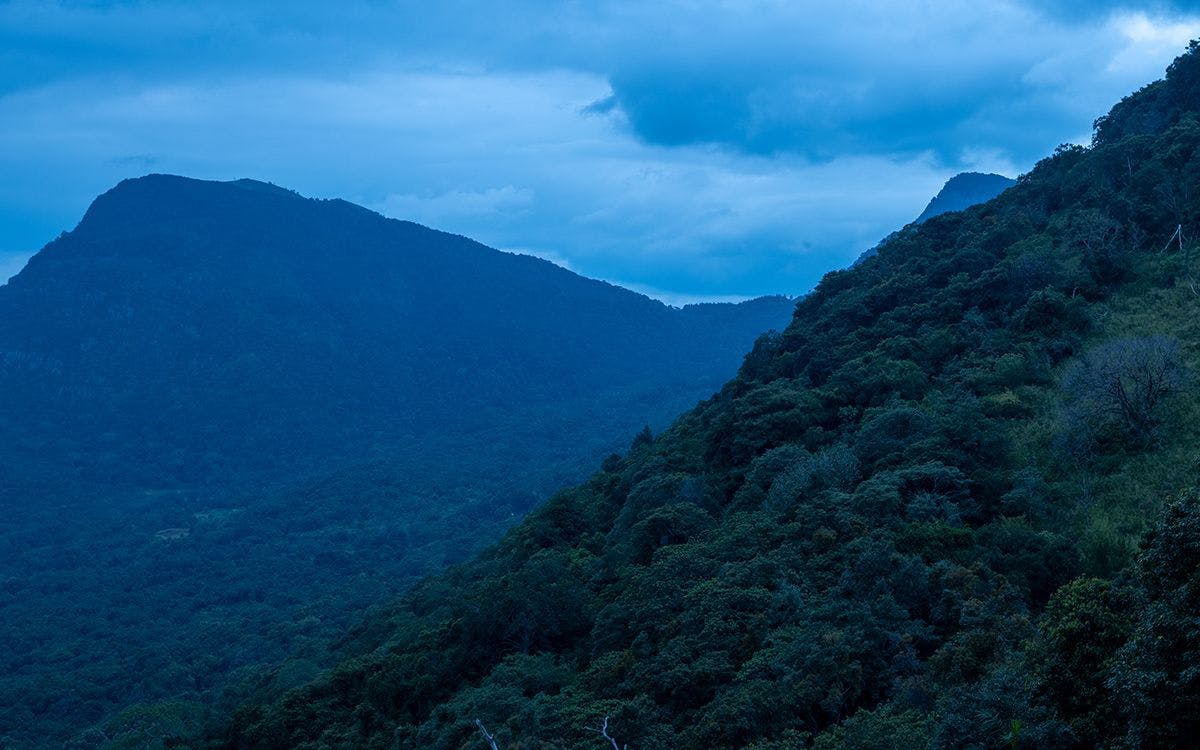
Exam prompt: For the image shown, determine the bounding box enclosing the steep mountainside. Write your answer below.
[914,172,1016,223]
[0,177,793,748]
[223,42,1200,750]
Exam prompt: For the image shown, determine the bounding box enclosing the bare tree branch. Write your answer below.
[475,719,499,750]
[585,715,627,750]
[1060,336,1187,451]
[1159,224,1183,254]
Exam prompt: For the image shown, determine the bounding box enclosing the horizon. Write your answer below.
[2,2,1199,300]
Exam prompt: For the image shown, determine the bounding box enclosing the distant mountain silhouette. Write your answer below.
[0,174,792,496]
[914,171,1016,223]
[855,171,1016,265]
[0,174,793,746]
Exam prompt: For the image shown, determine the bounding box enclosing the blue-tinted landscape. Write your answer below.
[3,3,1200,749]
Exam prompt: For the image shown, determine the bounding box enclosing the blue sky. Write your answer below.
[2,1,1199,302]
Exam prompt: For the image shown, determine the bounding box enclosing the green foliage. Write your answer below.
[811,706,931,750]
[930,665,1073,749]
[1106,488,1200,748]
[64,700,210,750]
[210,40,1200,749]
[1032,577,1132,746]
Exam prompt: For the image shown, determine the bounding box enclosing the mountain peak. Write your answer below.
[914,171,1015,223]
[101,173,300,202]
[228,177,301,197]
[72,174,312,241]
[853,171,1016,265]
[0,173,796,747]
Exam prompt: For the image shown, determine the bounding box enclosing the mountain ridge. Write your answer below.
[46,173,727,310]
[0,172,794,490]
[0,173,795,748]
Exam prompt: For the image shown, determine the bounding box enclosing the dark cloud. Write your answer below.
[590,2,1199,163]
[1032,0,1200,20]
[2,2,1193,165]
[603,64,1031,161]
[581,95,618,116]
[108,154,161,168]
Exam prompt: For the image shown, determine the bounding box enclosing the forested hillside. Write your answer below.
[223,41,1200,749]
[0,177,793,748]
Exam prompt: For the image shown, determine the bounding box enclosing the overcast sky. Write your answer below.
[2,1,1198,302]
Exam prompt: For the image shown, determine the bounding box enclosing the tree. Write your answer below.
[1031,577,1131,746]
[1107,489,1200,747]
[1060,335,1186,447]
[1066,208,1129,286]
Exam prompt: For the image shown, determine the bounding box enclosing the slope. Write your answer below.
[0,177,794,748]
[223,41,1200,750]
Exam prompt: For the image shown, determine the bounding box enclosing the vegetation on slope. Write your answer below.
[223,42,1200,750]
[0,177,793,748]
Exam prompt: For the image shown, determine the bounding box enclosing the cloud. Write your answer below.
[108,153,161,168]
[1107,11,1200,73]
[374,186,536,226]
[0,252,29,283]
[604,280,757,308]
[0,65,948,297]
[5,2,1194,164]
[0,1,1198,299]
[1032,0,1200,20]
[592,4,1200,163]
[581,95,619,116]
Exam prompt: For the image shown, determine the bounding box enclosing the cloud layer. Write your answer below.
[1,1,1198,299]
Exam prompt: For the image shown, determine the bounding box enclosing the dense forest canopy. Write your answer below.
[219,41,1200,749]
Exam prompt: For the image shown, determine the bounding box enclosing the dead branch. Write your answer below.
[585,715,627,750]
[475,719,499,750]
[1160,224,1183,254]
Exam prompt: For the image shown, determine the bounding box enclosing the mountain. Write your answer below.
[222,42,1200,749]
[0,174,792,496]
[854,172,1015,266]
[914,172,1016,223]
[0,176,794,748]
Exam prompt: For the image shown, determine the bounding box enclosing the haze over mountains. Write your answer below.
[0,175,794,747]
